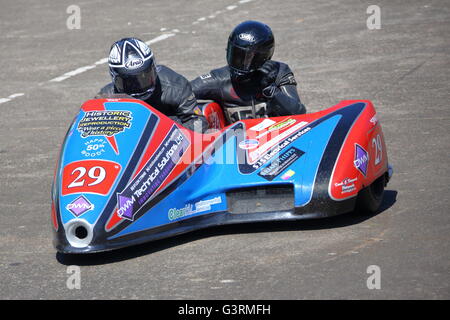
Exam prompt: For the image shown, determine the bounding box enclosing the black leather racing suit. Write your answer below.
[98,65,208,132]
[191,61,306,123]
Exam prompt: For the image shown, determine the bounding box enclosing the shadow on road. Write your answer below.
[56,190,397,266]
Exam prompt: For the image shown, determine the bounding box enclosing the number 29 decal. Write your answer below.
[372,134,383,166]
[62,160,121,196]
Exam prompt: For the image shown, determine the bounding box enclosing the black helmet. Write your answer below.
[226,20,275,78]
[108,37,157,100]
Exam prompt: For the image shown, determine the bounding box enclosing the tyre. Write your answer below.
[355,174,386,214]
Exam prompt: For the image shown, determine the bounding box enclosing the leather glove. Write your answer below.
[258,60,279,90]
[258,60,280,99]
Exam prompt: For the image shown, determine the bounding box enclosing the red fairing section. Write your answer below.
[201,102,227,130]
[329,100,388,200]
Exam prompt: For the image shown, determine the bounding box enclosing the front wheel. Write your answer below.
[355,174,386,214]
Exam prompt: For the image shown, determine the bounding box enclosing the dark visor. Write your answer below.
[227,45,272,72]
[114,65,157,95]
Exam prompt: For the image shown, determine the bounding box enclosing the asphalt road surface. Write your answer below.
[0,0,449,299]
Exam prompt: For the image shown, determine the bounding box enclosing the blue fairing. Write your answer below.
[58,101,154,226]
[111,114,341,239]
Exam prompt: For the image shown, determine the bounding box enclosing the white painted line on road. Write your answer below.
[94,58,108,65]
[145,33,176,45]
[194,17,206,24]
[0,1,257,105]
[50,65,97,82]
[48,33,176,83]
[47,0,257,83]
[8,93,25,99]
[0,92,25,104]
[192,0,256,25]
[220,279,236,283]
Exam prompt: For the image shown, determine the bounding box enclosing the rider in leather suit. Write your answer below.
[191,21,306,124]
[98,37,208,132]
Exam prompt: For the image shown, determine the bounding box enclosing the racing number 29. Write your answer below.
[62,160,121,196]
[68,166,106,188]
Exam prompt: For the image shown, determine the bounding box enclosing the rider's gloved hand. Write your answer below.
[259,60,279,89]
[258,60,280,99]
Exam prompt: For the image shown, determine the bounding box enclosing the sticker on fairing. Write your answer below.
[258,147,304,181]
[254,118,299,139]
[239,139,259,150]
[66,195,95,217]
[61,160,121,196]
[249,123,310,164]
[335,177,358,194]
[281,169,296,180]
[354,144,369,176]
[77,110,132,138]
[168,196,222,221]
[116,125,190,221]
[81,138,107,158]
[249,119,276,132]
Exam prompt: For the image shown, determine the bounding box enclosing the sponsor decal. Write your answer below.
[81,138,107,157]
[117,125,190,221]
[249,118,276,132]
[239,33,255,42]
[335,177,358,194]
[168,196,222,221]
[267,118,297,132]
[66,195,94,217]
[354,144,369,176]
[62,160,121,196]
[124,57,144,70]
[281,169,296,180]
[249,123,311,164]
[248,126,310,172]
[258,147,304,181]
[239,139,259,150]
[193,106,202,115]
[77,110,132,138]
[200,73,212,80]
[255,118,300,139]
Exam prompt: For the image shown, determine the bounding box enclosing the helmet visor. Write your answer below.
[114,64,157,95]
[227,44,272,73]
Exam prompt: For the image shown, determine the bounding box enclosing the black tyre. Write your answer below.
[355,174,386,214]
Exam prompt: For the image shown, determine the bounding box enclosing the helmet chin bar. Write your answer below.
[229,66,255,83]
[129,87,155,100]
